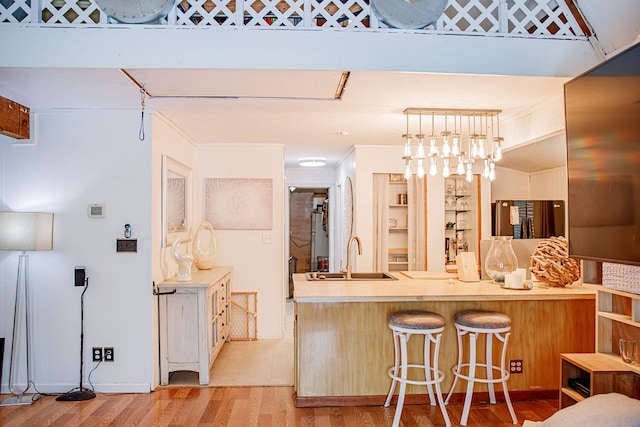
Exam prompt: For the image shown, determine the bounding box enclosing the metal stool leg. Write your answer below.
[486,332,496,404]
[384,330,401,407]
[391,332,410,427]
[499,332,518,424]
[431,334,451,427]
[423,333,436,405]
[444,326,465,405]
[460,331,477,426]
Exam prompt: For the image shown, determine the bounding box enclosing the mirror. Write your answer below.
[162,155,191,247]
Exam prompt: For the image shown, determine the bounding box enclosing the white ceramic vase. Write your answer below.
[193,221,218,270]
[171,237,194,281]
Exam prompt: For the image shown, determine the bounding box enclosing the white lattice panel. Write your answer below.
[0,0,588,37]
[507,0,578,36]
[174,0,237,26]
[244,0,304,27]
[41,0,107,24]
[440,0,500,33]
[0,0,31,23]
[311,0,372,28]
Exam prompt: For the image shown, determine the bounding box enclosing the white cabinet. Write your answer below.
[158,266,232,385]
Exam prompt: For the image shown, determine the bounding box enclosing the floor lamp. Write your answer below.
[0,212,54,406]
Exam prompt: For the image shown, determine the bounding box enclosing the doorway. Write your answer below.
[288,188,329,296]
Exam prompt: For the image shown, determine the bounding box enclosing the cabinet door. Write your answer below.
[166,293,200,363]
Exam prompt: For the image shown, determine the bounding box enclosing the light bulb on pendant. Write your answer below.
[482,159,490,179]
[441,131,451,156]
[429,156,438,176]
[489,161,496,181]
[442,158,451,178]
[477,135,486,159]
[415,134,426,159]
[456,156,465,175]
[471,136,479,159]
[416,158,425,179]
[428,136,439,156]
[465,163,473,183]
[493,137,503,162]
[451,133,460,156]
[403,134,413,159]
[404,160,412,180]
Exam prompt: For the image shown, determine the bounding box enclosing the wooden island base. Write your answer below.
[294,275,595,407]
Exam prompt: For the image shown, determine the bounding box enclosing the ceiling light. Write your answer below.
[401,108,505,182]
[299,158,326,167]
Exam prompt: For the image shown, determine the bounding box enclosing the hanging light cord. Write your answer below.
[139,84,147,141]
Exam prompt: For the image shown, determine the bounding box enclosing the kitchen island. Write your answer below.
[293,272,596,407]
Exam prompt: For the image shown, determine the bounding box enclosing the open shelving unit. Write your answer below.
[444,176,480,271]
[387,174,409,271]
[560,282,640,408]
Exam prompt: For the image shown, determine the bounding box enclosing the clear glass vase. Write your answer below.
[484,236,518,284]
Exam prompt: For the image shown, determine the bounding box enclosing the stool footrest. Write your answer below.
[387,365,445,386]
[452,363,510,384]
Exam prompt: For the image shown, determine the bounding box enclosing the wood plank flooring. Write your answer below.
[1,386,558,426]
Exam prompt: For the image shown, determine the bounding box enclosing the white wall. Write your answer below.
[530,167,567,200]
[492,166,567,201]
[492,168,532,200]
[193,144,286,339]
[1,110,154,393]
[150,113,196,387]
[333,150,356,272]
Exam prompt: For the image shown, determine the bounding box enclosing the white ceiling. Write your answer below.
[1,0,638,172]
[0,66,570,171]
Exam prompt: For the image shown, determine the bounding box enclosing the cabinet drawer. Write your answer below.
[218,280,228,313]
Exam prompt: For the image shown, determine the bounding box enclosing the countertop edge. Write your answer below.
[158,266,232,287]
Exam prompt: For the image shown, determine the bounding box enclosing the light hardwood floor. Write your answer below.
[0,386,558,426]
[1,300,560,425]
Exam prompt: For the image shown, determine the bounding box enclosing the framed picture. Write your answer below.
[161,155,191,247]
[205,178,272,230]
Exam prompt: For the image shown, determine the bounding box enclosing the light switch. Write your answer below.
[262,233,273,244]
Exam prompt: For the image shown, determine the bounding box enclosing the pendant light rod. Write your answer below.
[404,108,502,116]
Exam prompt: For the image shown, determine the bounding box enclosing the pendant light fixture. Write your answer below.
[401,108,505,182]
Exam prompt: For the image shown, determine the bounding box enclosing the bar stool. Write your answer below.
[384,310,451,427]
[444,309,518,426]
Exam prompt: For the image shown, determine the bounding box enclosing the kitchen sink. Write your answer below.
[305,272,397,281]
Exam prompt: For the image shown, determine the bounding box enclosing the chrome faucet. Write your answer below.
[345,234,362,279]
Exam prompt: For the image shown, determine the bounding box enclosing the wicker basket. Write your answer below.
[603,262,640,295]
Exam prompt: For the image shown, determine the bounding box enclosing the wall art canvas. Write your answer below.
[205,178,273,230]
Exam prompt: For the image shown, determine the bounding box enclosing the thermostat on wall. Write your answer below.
[87,203,106,218]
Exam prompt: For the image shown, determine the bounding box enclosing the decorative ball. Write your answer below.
[530,236,581,287]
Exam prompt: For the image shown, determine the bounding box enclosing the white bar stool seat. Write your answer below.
[444,309,518,426]
[384,310,451,427]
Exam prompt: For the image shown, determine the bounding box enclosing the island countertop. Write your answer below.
[292,271,596,406]
[293,271,596,303]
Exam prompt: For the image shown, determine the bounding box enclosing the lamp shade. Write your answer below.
[0,212,54,251]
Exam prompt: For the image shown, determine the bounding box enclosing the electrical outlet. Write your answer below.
[75,267,86,287]
[509,359,523,374]
[103,347,114,362]
[92,347,103,362]
[116,238,137,253]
